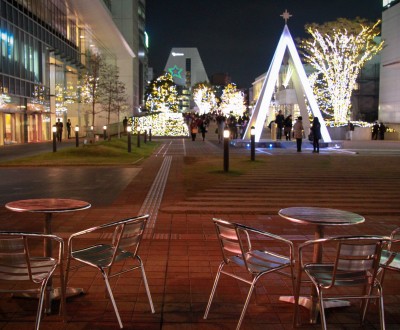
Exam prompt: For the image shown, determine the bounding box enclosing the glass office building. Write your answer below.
[0,0,142,145]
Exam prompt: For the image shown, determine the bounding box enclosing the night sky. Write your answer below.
[145,0,383,88]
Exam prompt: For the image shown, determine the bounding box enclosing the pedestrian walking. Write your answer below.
[293,116,304,152]
[66,119,72,139]
[275,110,284,140]
[190,118,198,141]
[123,116,128,133]
[56,118,63,142]
[216,114,225,143]
[284,115,292,141]
[198,117,207,141]
[372,122,379,140]
[379,122,386,140]
[310,117,322,153]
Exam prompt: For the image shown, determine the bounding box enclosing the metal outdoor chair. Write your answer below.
[294,235,390,330]
[380,227,400,281]
[203,218,295,330]
[64,215,155,329]
[0,231,66,330]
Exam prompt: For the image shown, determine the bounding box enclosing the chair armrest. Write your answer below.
[67,214,149,254]
[238,225,295,260]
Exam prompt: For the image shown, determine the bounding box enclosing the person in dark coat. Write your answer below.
[275,110,284,140]
[379,122,386,140]
[372,122,379,140]
[283,115,292,141]
[310,117,322,153]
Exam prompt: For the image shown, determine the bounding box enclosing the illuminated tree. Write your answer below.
[218,83,246,117]
[299,18,383,122]
[192,82,217,114]
[79,53,102,126]
[55,83,77,117]
[144,73,179,112]
[99,62,129,138]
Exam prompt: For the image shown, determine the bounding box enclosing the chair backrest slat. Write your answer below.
[0,237,31,280]
[111,217,147,260]
[337,242,378,272]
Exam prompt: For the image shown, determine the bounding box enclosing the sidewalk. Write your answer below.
[0,133,399,329]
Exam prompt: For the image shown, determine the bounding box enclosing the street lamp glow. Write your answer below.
[75,125,79,132]
[223,129,230,139]
[127,126,132,133]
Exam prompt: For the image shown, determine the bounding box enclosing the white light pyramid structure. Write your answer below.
[243,18,331,142]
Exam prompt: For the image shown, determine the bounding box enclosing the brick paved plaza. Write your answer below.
[0,134,399,329]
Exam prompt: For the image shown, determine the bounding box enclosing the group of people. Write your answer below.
[274,112,322,153]
[371,122,386,140]
[185,111,250,143]
[55,118,72,142]
[272,110,294,141]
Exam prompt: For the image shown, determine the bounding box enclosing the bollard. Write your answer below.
[137,131,141,148]
[250,126,255,161]
[127,126,132,152]
[75,125,79,147]
[52,125,57,152]
[223,128,229,172]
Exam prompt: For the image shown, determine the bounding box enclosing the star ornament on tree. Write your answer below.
[168,65,183,79]
[281,9,292,24]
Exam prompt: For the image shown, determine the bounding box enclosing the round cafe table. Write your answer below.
[5,198,91,313]
[278,206,365,323]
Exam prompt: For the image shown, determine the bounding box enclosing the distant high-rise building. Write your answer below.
[164,48,208,112]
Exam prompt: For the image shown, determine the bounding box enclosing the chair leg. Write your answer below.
[35,281,48,330]
[236,278,257,330]
[101,269,123,329]
[293,266,303,327]
[58,261,67,322]
[377,286,386,330]
[318,290,327,330]
[204,262,224,319]
[137,256,155,313]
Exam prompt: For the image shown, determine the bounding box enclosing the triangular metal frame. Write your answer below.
[243,25,331,142]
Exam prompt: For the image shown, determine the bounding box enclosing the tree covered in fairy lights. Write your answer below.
[218,83,246,118]
[192,82,217,114]
[78,53,102,126]
[299,18,383,123]
[144,73,179,112]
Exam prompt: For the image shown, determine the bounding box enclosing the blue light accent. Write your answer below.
[269,144,273,148]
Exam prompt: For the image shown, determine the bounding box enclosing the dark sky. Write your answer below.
[145,0,383,88]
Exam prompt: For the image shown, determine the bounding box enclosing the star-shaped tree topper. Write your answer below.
[280,9,292,24]
[168,65,183,79]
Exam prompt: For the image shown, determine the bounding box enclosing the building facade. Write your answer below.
[379,0,400,129]
[0,0,144,146]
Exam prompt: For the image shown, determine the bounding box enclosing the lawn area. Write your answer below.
[0,137,159,166]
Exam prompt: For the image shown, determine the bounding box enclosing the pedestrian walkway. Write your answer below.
[0,134,399,329]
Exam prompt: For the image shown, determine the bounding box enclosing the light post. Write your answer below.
[75,125,79,147]
[223,128,230,172]
[144,128,147,144]
[137,127,141,148]
[127,126,132,153]
[149,127,152,142]
[250,126,255,161]
[103,125,107,140]
[52,125,57,152]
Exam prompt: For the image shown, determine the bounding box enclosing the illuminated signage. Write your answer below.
[168,65,183,79]
[172,52,184,56]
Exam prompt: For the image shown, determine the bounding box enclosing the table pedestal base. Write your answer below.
[13,287,84,313]
[279,295,351,323]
